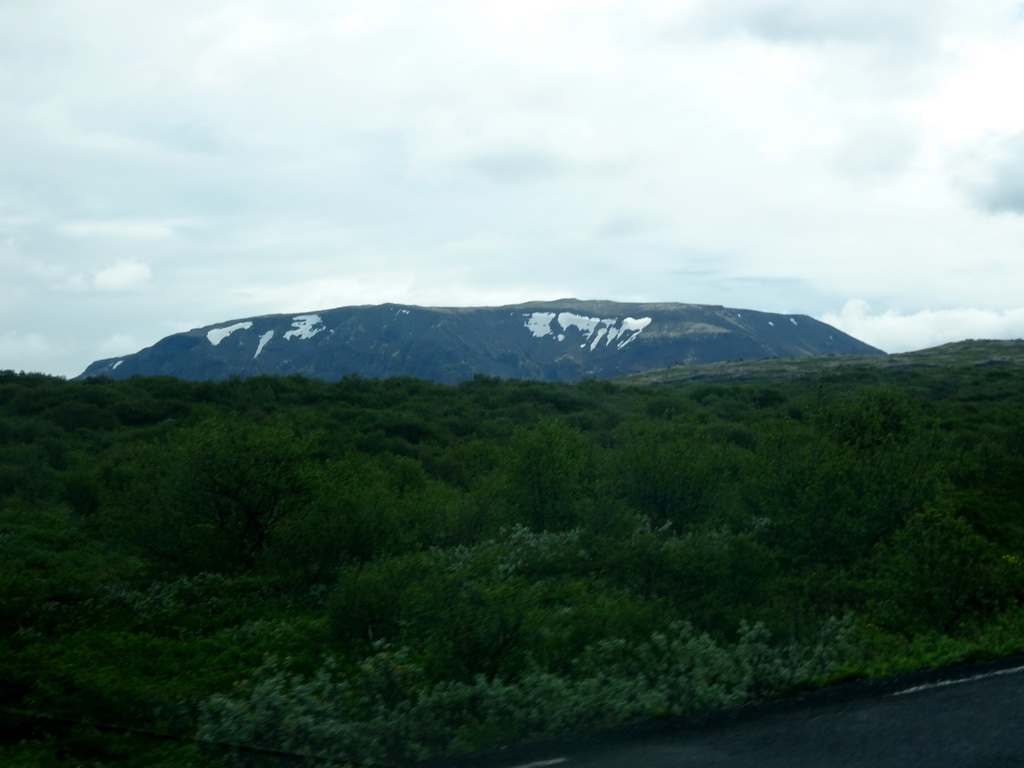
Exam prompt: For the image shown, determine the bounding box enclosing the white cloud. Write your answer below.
[58,219,184,239]
[0,331,65,374]
[821,300,1024,354]
[94,332,144,357]
[689,0,943,46]
[832,120,920,183]
[908,32,1024,145]
[953,131,1024,214]
[92,260,152,292]
[1,1,1024,376]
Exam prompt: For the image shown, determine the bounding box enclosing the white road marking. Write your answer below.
[892,664,1024,696]
[507,759,569,768]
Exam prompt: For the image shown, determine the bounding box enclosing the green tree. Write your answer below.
[99,415,314,572]
[867,502,1019,635]
[505,420,594,531]
[613,420,735,527]
[749,394,940,568]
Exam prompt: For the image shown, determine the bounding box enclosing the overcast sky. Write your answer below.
[4,0,1024,378]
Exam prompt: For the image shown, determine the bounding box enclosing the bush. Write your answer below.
[197,616,854,765]
[867,503,1021,635]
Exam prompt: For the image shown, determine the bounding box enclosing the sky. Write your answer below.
[4,0,1024,378]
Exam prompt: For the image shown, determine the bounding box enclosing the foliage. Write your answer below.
[865,501,1023,635]
[98,414,315,572]
[197,617,855,766]
[1,362,1024,765]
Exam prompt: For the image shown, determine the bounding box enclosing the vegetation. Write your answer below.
[2,341,1024,765]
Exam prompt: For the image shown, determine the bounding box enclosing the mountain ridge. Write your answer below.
[617,338,1024,384]
[76,299,884,383]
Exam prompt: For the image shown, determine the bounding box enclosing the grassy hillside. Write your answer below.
[2,341,1023,765]
[619,339,1024,384]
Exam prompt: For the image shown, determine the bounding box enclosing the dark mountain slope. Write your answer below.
[77,299,883,383]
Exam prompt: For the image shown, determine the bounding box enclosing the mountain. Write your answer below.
[76,299,884,383]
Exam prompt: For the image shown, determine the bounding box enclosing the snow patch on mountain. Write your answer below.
[525,312,557,337]
[523,312,652,350]
[254,331,274,358]
[615,317,653,348]
[558,312,602,339]
[207,322,253,346]
[284,314,326,341]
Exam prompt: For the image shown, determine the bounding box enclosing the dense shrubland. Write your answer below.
[1,363,1024,766]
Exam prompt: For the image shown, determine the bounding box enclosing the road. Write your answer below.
[422,655,1024,768]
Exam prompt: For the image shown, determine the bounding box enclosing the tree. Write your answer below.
[613,420,734,527]
[867,502,1017,635]
[99,415,314,572]
[505,420,593,531]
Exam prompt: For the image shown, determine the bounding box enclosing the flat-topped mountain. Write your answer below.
[76,299,884,383]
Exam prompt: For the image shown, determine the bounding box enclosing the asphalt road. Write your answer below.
[423,655,1024,768]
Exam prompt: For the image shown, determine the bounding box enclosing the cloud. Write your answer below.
[187,3,304,88]
[95,332,152,360]
[484,0,623,33]
[680,0,969,102]
[821,300,1024,354]
[595,213,664,239]
[0,331,63,374]
[0,0,1022,379]
[92,260,152,292]
[832,121,920,182]
[955,132,1024,215]
[219,272,572,321]
[59,219,183,239]
[470,150,571,183]
[689,0,941,47]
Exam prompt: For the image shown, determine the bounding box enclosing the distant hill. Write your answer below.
[76,299,884,383]
[617,338,1024,385]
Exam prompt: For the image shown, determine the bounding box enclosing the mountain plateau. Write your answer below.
[77,299,884,383]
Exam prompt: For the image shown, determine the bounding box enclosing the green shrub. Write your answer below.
[197,616,854,765]
[866,503,1021,635]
